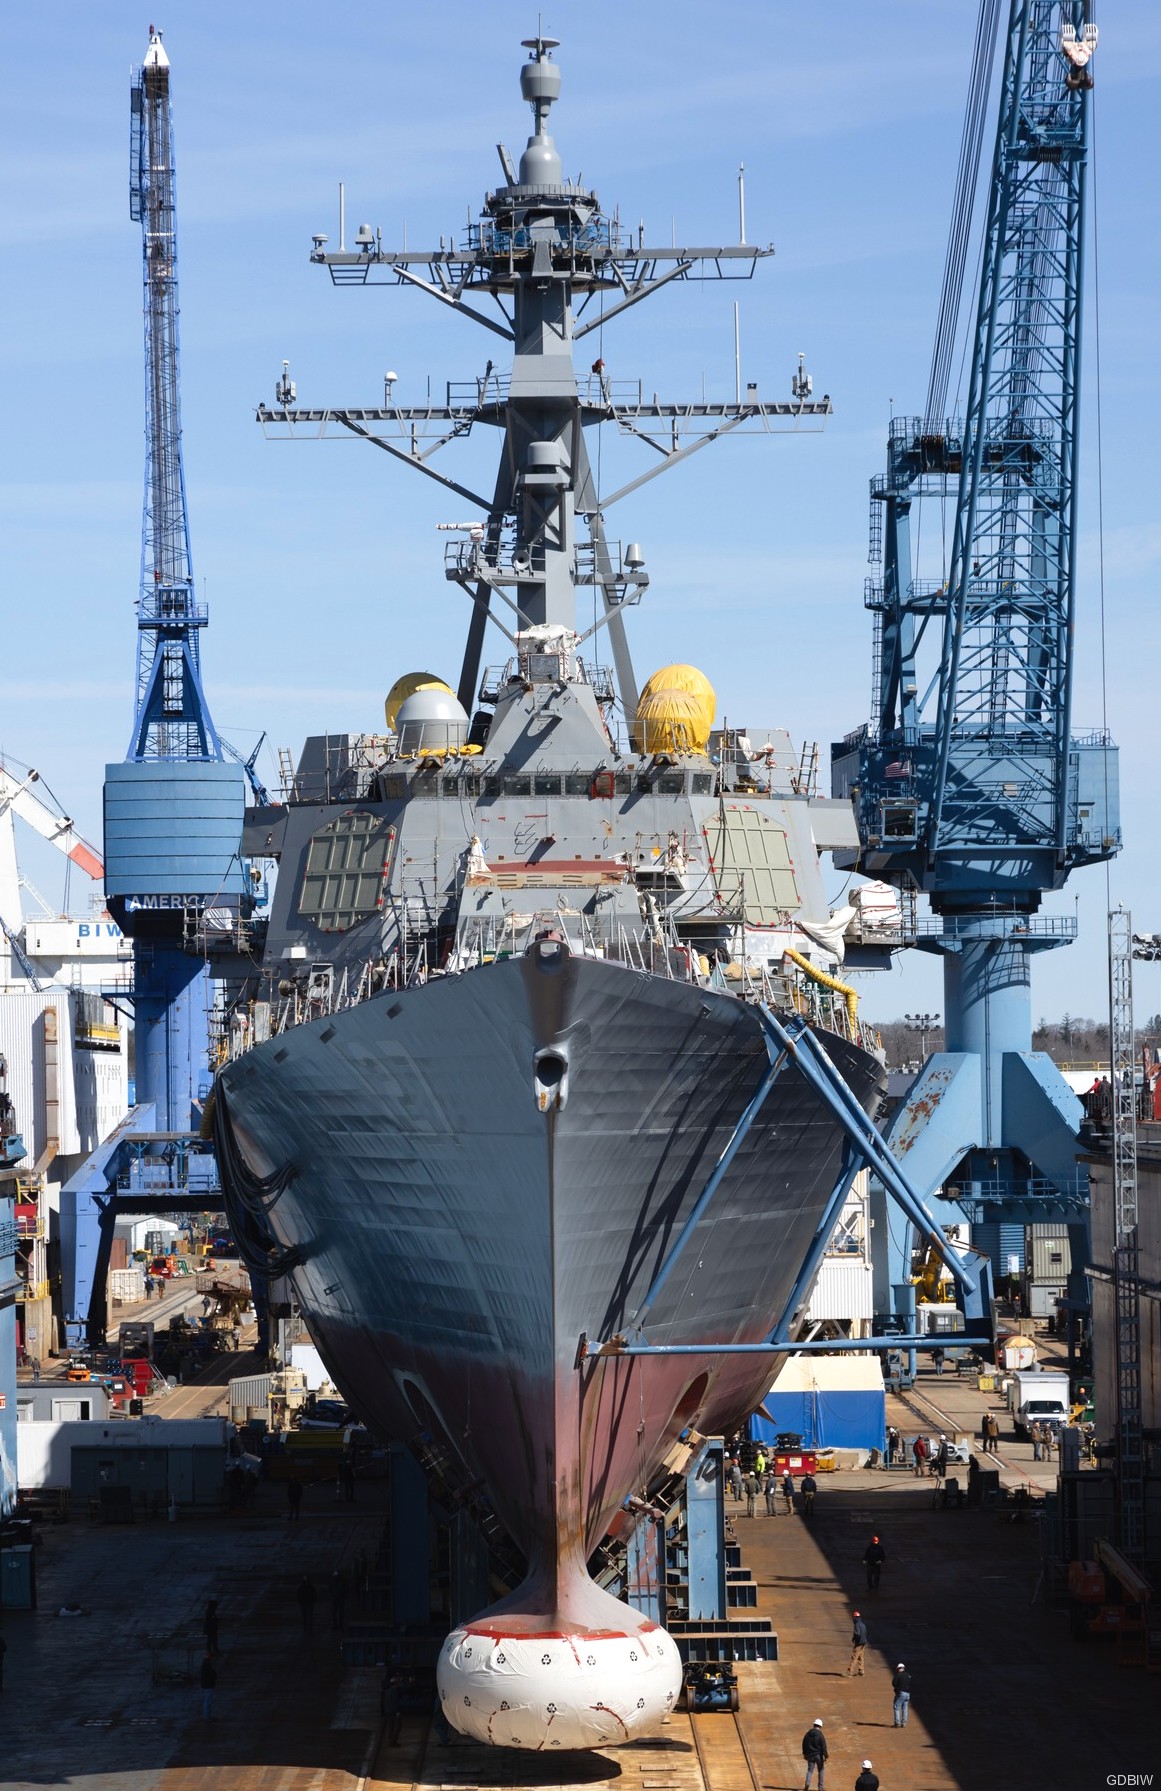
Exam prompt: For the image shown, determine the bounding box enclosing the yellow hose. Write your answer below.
[784,947,859,1032]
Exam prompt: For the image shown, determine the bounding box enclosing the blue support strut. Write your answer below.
[584,1004,994,1363]
[594,1336,968,1359]
[756,1005,993,1333]
[627,1030,790,1329]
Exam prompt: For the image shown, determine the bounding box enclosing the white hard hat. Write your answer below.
[862,1762,873,1771]
[813,1717,823,1725]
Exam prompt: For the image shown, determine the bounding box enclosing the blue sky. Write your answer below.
[1,2,1157,1027]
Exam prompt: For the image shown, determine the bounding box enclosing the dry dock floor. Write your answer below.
[3,1360,1156,1791]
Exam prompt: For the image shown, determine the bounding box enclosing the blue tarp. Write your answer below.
[748,1387,886,1453]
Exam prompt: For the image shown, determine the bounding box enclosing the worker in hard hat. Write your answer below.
[801,1718,828,1789]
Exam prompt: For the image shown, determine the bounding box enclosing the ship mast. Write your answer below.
[259,36,831,732]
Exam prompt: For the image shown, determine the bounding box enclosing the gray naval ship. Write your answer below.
[214,34,888,1749]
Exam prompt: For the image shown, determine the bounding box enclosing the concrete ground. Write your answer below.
[726,1467,1156,1791]
[26,1291,259,1422]
[1,1473,389,1791]
[885,1346,1072,1498]
[4,1344,1155,1791]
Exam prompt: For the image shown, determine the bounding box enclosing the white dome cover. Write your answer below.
[394,689,469,726]
[438,1608,682,1750]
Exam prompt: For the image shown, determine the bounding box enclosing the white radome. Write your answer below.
[438,1621,683,1750]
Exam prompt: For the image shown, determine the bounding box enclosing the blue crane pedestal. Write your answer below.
[877,912,1092,1338]
[132,948,212,1132]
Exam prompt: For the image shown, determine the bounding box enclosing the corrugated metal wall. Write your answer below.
[103,761,247,896]
[0,991,80,1157]
[808,1258,874,1324]
[1029,1234,1070,1280]
[0,989,126,1169]
[973,1221,1025,1275]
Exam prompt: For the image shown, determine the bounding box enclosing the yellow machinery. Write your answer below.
[912,1243,955,1304]
[783,947,859,1032]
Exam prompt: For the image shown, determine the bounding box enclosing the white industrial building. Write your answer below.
[1,760,131,1364]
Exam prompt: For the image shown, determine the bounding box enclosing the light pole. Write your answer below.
[905,1012,941,1062]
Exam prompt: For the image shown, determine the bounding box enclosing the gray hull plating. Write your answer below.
[219,950,882,1576]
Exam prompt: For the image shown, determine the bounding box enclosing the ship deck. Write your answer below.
[5,1358,1155,1791]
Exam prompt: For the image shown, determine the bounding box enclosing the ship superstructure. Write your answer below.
[215,37,888,1751]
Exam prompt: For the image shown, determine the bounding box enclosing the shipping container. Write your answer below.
[748,1356,886,1453]
[110,1268,145,1304]
[227,1373,272,1425]
[1027,1281,1065,1319]
[1029,1234,1071,1281]
[113,1216,178,1255]
[806,1257,874,1325]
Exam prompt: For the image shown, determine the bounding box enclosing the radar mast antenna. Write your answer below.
[259,36,832,729]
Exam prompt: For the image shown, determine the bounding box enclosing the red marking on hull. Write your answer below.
[462,1623,657,1641]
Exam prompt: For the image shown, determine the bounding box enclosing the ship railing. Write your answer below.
[462,214,621,258]
[476,652,617,707]
[711,729,819,798]
[451,909,598,969]
[608,925,699,983]
[449,909,700,982]
[444,371,642,409]
[264,954,405,1042]
[211,999,276,1066]
[760,962,881,1057]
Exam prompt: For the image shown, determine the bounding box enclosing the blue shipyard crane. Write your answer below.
[61,29,247,1350]
[102,27,246,1133]
[831,0,1119,1325]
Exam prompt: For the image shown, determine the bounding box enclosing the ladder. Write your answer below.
[277,746,296,802]
[1108,908,1144,1563]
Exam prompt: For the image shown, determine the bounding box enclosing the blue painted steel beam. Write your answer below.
[60,1106,222,1348]
[756,1007,993,1327]
[684,1439,727,1622]
[628,1029,791,1328]
[595,1336,972,1359]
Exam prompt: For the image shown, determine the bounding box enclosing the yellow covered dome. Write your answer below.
[635,686,709,756]
[637,664,715,752]
[384,672,453,733]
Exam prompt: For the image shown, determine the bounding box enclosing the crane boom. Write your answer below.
[128,27,220,763]
[0,763,103,881]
